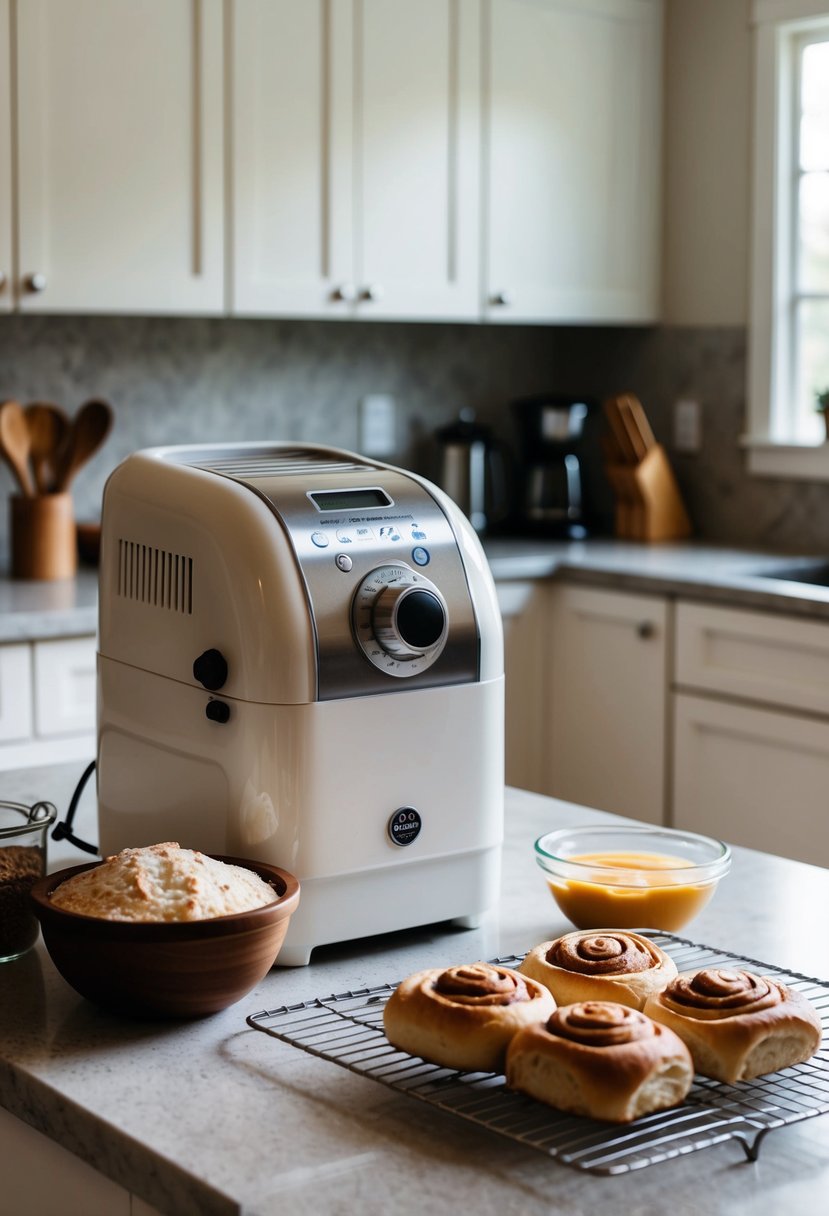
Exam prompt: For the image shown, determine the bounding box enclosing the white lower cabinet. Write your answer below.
[0,636,96,770]
[673,600,829,867]
[0,1106,162,1216]
[498,580,548,793]
[673,692,829,868]
[545,583,669,824]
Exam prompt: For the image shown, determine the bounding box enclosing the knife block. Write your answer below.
[605,445,691,542]
[10,493,77,580]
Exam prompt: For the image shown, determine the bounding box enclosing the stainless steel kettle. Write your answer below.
[433,409,509,534]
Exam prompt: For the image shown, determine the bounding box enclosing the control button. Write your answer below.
[411,529,427,541]
[378,525,401,542]
[411,546,430,566]
[311,531,329,548]
[335,553,353,572]
[205,699,231,724]
[353,526,375,541]
[335,528,354,543]
[193,648,228,691]
[388,807,422,847]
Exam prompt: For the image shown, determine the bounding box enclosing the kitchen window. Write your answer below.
[747,2,829,478]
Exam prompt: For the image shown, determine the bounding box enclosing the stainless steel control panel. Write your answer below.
[194,449,480,701]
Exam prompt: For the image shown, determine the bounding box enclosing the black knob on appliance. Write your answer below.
[396,590,446,650]
[205,699,231,724]
[193,648,228,690]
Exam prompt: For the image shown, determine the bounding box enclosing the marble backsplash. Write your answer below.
[2,314,829,556]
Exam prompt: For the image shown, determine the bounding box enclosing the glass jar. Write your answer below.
[0,801,57,962]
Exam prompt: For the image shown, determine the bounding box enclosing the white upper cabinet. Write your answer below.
[15,0,225,314]
[0,0,11,314]
[483,0,663,324]
[232,0,481,321]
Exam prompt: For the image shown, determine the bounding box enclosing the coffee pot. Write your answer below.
[433,409,509,535]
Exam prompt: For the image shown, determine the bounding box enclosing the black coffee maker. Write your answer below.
[511,395,596,537]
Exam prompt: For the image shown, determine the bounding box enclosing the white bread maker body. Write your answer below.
[96,443,504,964]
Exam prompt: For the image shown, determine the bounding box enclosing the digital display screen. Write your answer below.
[309,488,393,512]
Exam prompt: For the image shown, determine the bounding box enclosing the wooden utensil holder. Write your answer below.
[605,445,691,542]
[10,493,77,580]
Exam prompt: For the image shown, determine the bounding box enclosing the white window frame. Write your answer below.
[747,0,829,479]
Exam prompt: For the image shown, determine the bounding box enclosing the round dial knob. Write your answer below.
[373,585,446,658]
[352,564,449,678]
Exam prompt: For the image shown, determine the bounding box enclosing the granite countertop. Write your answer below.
[0,567,98,642]
[1,764,828,1215]
[6,539,829,644]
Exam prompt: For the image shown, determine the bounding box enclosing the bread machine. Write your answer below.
[96,442,504,964]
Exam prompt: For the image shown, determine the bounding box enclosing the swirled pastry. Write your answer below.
[519,930,677,1010]
[643,968,822,1082]
[506,1001,693,1123]
[383,962,556,1072]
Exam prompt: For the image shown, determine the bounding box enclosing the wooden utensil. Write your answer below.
[603,397,639,464]
[54,398,114,491]
[0,399,36,497]
[25,401,70,494]
[622,392,656,452]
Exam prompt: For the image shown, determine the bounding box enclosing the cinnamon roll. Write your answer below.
[506,1001,693,1123]
[383,962,555,1072]
[643,968,823,1082]
[520,930,677,1010]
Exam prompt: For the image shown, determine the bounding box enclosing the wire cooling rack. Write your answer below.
[247,931,829,1175]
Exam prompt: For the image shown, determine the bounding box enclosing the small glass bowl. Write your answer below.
[534,824,731,932]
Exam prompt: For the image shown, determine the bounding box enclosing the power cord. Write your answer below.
[51,759,100,855]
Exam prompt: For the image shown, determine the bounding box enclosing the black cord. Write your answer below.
[51,759,100,855]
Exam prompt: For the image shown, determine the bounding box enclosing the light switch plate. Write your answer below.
[359,394,397,457]
[674,398,701,453]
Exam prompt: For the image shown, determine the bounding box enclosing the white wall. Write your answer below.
[662,0,752,325]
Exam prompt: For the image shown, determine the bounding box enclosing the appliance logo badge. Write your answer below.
[388,807,422,847]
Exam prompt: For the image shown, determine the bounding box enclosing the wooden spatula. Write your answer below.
[25,401,70,494]
[0,399,36,496]
[54,399,114,491]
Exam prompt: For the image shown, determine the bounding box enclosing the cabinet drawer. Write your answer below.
[32,637,96,737]
[0,643,33,743]
[673,691,829,867]
[675,601,829,716]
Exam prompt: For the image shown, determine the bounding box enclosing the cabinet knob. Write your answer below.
[360,283,384,302]
[25,272,47,293]
[636,621,656,640]
[332,282,357,303]
[490,290,513,306]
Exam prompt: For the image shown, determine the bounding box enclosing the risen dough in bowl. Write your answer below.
[49,842,277,922]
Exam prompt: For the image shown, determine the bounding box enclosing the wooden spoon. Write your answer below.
[25,401,70,494]
[54,398,114,491]
[0,399,36,496]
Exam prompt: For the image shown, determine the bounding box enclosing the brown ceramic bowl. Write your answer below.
[30,856,300,1018]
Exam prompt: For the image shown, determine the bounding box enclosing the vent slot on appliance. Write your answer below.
[118,540,193,614]
[192,449,376,479]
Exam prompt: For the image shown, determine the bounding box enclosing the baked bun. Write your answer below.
[383,962,555,1072]
[506,1001,693,1123]
[643,968,823,1083]
[520,930,677,1010]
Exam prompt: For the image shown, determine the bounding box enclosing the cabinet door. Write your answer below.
[0,0,11,313]
[547,584,669,823]
[484,0,662,323]
[233,0,480,322]
[498,580,546,793]
[674,692,829,869]
[32,636,96,737]
[232,0,356,317]
[16,0,224,314]
[354,0,480,320]
[0,644,33,744]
